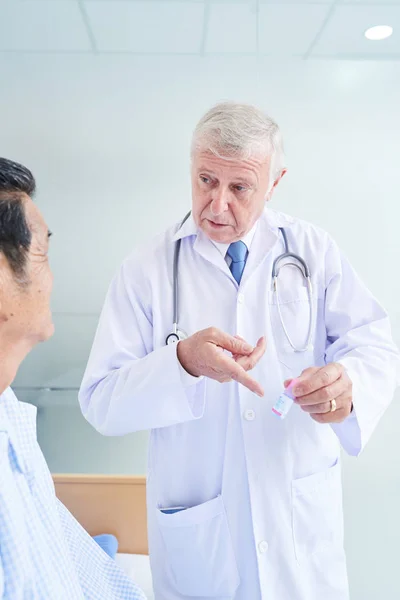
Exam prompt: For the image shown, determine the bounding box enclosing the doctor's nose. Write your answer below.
[210,191,229,216]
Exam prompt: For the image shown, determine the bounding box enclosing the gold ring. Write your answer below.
[330,398,337,413]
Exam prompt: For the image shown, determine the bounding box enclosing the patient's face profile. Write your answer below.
[0,197,54,350]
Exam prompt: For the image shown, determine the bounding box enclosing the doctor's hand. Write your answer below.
[177,328,266,397]
[285,363,353,424]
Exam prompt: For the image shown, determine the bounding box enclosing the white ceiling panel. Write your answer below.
[259,0,331,3]
[311,5,400,56]
[342,1,400,5]
[258,4,331,55]
[0,0,91,52]
[206,2,257,54]
[85,0,205,53]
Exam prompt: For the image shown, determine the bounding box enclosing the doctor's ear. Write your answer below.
[278,168,287,181]
[272,168,287,190]
[265,168,287,202]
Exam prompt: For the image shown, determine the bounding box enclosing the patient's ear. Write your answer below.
[0,294,10,325]
[0,300,6,324]
[0,258,2,310]
[0,254,5,314]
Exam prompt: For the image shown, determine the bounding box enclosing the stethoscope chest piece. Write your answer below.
[165,324,188,345]
[166,333,180,345]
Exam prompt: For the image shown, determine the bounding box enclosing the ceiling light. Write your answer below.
[364,25,393,41]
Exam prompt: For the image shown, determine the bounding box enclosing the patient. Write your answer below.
[0,158,146,599]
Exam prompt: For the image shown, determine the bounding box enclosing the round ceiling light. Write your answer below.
[364,25,393,41]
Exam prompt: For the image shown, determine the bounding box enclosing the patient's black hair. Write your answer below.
[0,158,35,279]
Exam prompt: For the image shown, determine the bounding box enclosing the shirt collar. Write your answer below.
[171,212,198,242]
[171,207,294,244]
[0,388,37,475]
[210,221,258,258]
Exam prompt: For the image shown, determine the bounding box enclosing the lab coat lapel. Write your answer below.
[173,212,232,280]
[193,229,233,279]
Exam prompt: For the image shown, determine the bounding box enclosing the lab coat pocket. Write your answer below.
[157,495,240,597]
[292,460,343,562]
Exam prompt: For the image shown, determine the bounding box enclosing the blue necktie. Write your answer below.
[227,241,248,284]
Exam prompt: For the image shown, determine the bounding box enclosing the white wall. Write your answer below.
[37,406,149,474]
[1,54,399,599]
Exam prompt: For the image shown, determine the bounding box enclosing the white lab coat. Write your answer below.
[79,208,399,600]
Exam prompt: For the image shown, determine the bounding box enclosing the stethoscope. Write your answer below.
[165,212,314,352]
[271,227,314,352]
[165,212,192,345]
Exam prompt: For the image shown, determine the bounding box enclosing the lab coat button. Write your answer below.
[258,541,269,554]
[238,293,244,304]
[244,409,255,421]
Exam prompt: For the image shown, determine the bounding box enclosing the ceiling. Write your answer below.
[0,0,398,59]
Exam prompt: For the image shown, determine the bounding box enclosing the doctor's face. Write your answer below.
[0,197,54,353]
[191,150,284,244]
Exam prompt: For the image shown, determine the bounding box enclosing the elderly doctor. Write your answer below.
[80,103,399,600]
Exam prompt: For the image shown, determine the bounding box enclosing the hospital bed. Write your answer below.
[53,474,154,599]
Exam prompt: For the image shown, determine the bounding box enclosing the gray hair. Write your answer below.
[191,102,286,179]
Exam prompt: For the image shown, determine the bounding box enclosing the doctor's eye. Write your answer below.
[199,175,211,184]
[233,184,248,193]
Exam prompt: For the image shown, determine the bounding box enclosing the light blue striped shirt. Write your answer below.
[0,387,146,599]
